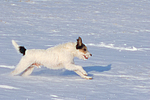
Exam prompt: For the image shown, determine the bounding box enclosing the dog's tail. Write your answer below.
[12,40,26,56]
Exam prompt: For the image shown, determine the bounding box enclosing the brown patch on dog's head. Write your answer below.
[79,46,88,54]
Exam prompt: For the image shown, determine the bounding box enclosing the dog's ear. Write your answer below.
[77,37,82,46]
[76,37,84,49]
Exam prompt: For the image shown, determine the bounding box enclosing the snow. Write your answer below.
[87,42,150,51]
[0,85,19,90]
[0,0,150,100]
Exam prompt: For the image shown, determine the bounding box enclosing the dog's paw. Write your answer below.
[84,76,93,80]
[83,73,88,76]
[81,72,88,76]
[81,71,88,76]
[11,71,16,76]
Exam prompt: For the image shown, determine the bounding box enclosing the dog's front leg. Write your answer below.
[74,70,93,80]
[65,64,88,76]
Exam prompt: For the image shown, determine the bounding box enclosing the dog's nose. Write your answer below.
[90,54,92,56]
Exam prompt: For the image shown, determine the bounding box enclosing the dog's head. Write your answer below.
[75,37,92,60]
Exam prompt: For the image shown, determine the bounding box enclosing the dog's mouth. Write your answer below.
[83,55,88,59]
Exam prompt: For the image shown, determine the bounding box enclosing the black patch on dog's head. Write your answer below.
[76,44,85,49]
[76,37,85,49]
[19,46,26,56]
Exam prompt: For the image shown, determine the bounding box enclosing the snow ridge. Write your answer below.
[0,65,15,69]
[87,42,150,52]
[0,85,19,90]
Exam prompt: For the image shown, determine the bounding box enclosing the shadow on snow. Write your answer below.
[62,64,112,76]
[32,64,112,77]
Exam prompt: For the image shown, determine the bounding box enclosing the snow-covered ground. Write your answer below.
[0,0,150,100]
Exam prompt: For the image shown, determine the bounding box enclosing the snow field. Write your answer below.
[0,0,150,100]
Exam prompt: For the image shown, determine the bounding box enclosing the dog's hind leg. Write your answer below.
[11,57,33,76]
[74,70,93,80]
[21,63,42,76]
[21,65,34,76]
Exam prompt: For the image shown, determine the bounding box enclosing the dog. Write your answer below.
[11,37,92,79]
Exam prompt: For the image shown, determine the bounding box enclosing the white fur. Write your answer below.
[12,40,19,52]
[11,40,92,79]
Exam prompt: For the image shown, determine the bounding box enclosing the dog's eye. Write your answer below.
[84,48,86,51]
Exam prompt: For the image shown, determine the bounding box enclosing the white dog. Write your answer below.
[11,37,92,79]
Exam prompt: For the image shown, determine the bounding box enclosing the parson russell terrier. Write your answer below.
[11,37,92,79]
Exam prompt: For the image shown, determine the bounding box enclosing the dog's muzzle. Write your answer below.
[83,53,92,60]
